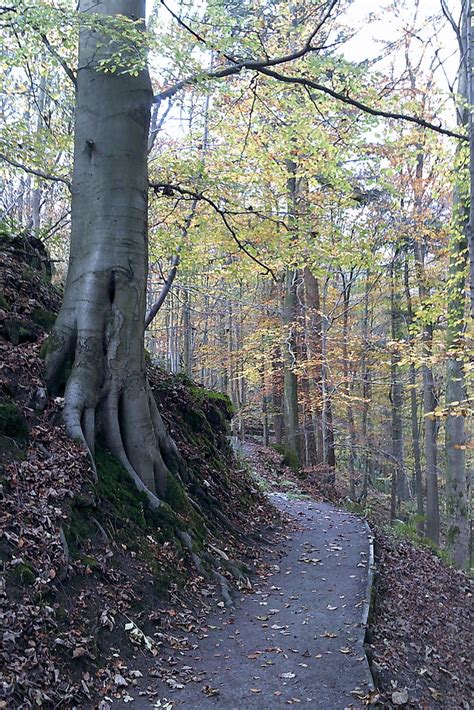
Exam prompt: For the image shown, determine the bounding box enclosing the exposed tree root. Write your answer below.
[177,529,236,608]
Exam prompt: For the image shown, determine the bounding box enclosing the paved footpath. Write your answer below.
[124,494,373,709]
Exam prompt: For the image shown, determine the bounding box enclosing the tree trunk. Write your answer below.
[403,257,424,531]
[341,271,357,501]
[360,271,372,501]
[282,158,300,467]
[272,344,285,445]
[321,278,335,477]
[45,0,182,507]
[467,0,474,317]
[303,266,324,464]
[390,254,409,505]
[282,267,300,467]
[445,12,470,566]
[31,72,47,234]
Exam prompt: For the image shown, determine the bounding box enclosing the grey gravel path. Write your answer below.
[125,495,373,709]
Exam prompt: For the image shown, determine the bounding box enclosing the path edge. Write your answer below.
[361,520,376,692]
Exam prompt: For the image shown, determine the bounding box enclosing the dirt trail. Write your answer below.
[123,494,373,709]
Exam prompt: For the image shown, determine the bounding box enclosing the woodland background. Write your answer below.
[1,0,472,570]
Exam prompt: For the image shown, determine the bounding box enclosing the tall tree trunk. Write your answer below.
[413,227,439,543]
[403,256,424,531]
[321,278,336,477]
[445,10,470,566]
[182,285,192,376]
[467,0,474,317]
[390,253,409,507]
[46,0,183,506]
[31,72,47,234]
[445,222,470,565]
[282,267,300,467]
[298,274,317,466]
[282,159,300,467]
[272,344,285,445]
[341,271,357,500]
[360,271,373,501]
[303,266,324,464]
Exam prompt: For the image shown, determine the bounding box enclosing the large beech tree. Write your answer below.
[46,0,182,505]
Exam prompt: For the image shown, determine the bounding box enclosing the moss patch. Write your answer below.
[96,446,149,529]
[283,448,299,471]
[164,474,190,514]
[0,401,27,439]
[2,319,37,346]
[31,307,56,331]
[11,562,36,586]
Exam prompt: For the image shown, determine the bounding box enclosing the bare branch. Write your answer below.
[41,34,77,88]
[255,66,468,141]
[149,182,276,280]
[153,1,335,105]
[145,253,180,329]
[148,98,173,153]
[0,152,72,188]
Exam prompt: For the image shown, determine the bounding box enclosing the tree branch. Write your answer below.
[41,34,77,88]
[255,66,468,141]
[149,182,276,280]
[153,0,466,143]
[145,253,180,329]
[0,152,72,188]
[153,2,336,106]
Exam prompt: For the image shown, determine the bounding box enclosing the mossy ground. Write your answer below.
[0,399,27,439]
[64,444,209,600]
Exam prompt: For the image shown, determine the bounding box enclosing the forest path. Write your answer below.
[123,493,374,709]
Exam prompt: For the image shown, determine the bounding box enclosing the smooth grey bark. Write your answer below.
[390,254,410,507]
[403,256,424,531]
[303,266,324,464]
[31,72,47,234]
[145,254,180,329]
[409,149,439,541]
[46,0,183,506]
[271,340,285,446]
[282,267,300,466]
[321,278,336,476]
[360,270,373,501]
[282,159,300,467]
[467,0,474,317]
[341,270,357,501]
[182,286,193,376]
[445,8,470,567]
[297,272,318,466]
[413,224,439,544]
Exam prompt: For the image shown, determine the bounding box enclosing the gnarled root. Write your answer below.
[45,268,185,511]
